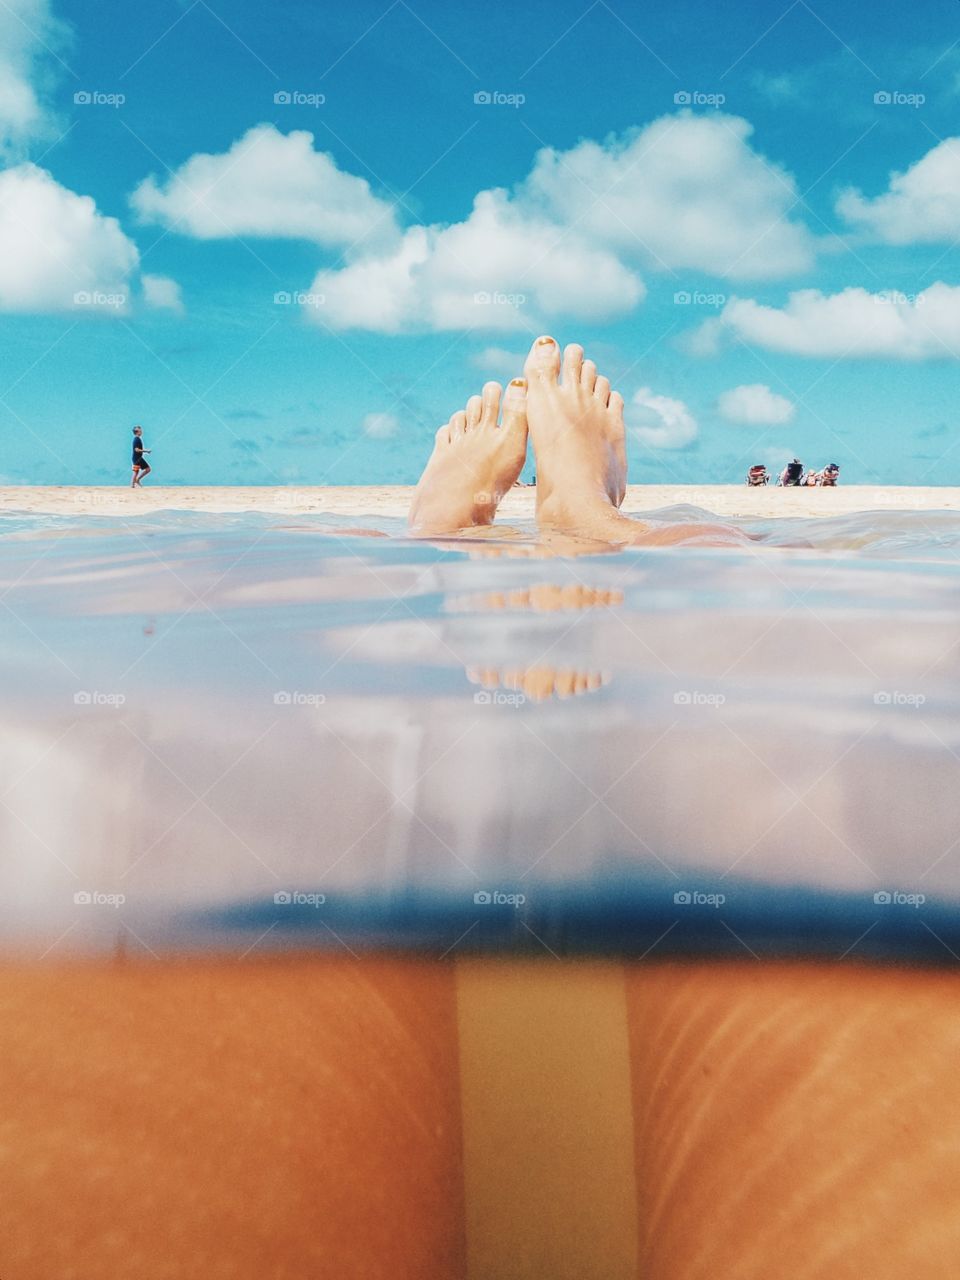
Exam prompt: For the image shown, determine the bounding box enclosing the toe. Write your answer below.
[609,391,625,420]
[554,671,577,698]
[563,343,584,385]
[435,424,450,446]
[524,336,560,384]
[480,381,501,427]
[581,359,597,393]
[501,377,528,432]
[594,375,611,404]
[465,395,483,429]
[450,409,467,434]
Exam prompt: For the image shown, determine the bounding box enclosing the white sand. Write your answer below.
[0,485,957,520]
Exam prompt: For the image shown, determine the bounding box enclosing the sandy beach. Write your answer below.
[1,484,958,521]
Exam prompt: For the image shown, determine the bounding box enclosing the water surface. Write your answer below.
[1,506,958,962]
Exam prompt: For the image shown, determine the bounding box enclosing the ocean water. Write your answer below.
[1,505,959,963]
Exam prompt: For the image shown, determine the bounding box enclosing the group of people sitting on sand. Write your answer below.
[746,459,840,488]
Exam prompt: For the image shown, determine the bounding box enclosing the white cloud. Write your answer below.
[304,111,816,333]
[142,273,183,313]
[362,411,399,439]
[131,124,399,248]
[701,285,960,359]
[717,383,795,425]
[628,387,698,449]
[521,112,817,280]
[470,346,527,380]
[0,0,64,158]
[837,138,960,244]
[0,163,139,312]
[131,124,399,247]
[309,190,643,333]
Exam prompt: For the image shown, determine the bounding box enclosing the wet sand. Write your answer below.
[0,484,958,520]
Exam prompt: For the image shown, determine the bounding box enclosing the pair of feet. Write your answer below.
[409,336,630,541]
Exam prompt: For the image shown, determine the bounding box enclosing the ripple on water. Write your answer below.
[0,508,958,959]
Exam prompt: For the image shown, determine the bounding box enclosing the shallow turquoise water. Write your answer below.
[1,506,958,961]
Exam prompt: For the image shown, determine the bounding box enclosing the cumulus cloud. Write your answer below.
[837,138,960,244]
[304,111,815,333]
[699,284,960,359]
[142,273,184,313]
[520,112,817,280]
[130,124,399,248]
[628,387,698,449]
[0,0,65,158]
[717,383,795,425]
[309,191,644,333]
[0,163,139,312]
[362,411,399,439]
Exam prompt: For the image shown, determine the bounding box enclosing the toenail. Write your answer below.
[536,336,555,345]
[509,378,526,387]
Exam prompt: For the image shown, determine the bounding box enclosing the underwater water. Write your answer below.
[1,506,959,962]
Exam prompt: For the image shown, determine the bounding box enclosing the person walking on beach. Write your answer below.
[131,426,151,487]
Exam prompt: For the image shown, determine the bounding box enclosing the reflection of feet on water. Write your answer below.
[449,583,623,613]
[460,582,619,703]
[467,664,610,702]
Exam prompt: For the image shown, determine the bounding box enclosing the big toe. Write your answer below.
[524,335,561,384]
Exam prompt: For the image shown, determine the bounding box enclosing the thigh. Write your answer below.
[625,960,960,1279]
[0,955,465,1280]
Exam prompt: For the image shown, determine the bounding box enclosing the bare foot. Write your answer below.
[524,336,746,547]
[522,336,625,534]
[408,380,528,535]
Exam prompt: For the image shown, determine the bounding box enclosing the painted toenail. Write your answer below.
[536,336,555,345]
[509,378,526,387]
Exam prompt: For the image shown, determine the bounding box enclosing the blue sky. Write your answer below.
[2,0,960,484]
